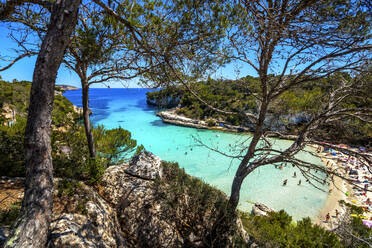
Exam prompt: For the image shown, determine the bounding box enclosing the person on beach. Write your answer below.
[336,209,339,218]
[283,179,288,186]
[298,180,301,185]
[326,213,330,223]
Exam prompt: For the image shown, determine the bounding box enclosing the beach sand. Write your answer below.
[312,149,347,229]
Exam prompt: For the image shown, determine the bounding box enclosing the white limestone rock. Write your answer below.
[252,202,275,216]
[125,151,163,180]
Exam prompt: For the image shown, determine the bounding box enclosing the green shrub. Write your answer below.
[94,125,144,165]
[154,161,245,247]
[57,179,82,196]
[53,124,143,184]
[206,118,216,127]
[0,117,26,177]
[241,210,342,248]
[0,202,21,227]
[0,80,143,185]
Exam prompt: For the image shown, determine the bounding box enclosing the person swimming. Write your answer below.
[298,180,301,185]
[293,172,297,178]
[283,179,288,186]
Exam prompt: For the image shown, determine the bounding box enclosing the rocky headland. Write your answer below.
[157,109,299,140]
[56,85,79,91]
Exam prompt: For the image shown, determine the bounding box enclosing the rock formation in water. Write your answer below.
[251,202,275,217]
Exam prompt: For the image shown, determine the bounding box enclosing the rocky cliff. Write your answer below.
[1,151,249,247]
[146,95,181,109]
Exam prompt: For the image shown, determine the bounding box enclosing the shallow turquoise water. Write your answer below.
[64,88,328,220]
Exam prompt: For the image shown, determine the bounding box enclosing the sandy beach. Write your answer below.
[312,144,372,229]
[313,153,347,229]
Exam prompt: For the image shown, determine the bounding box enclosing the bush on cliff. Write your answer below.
[52,124,143,184]
[155,161,246,247]
[241,210,342,247]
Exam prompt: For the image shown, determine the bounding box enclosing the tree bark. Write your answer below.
[228,174,245,210]
[82,84,96,158]
[4,1,80,247]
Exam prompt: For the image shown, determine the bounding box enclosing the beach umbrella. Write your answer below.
[362,220,372,228]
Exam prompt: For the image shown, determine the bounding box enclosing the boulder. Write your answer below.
[125,151,163,180]
[252,202,274,216]
[101,161,183,247]
[49,184,127,248]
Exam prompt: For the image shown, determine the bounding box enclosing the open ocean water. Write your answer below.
[64,88,328,220]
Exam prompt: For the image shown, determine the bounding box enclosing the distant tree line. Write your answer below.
[147,72,372,146]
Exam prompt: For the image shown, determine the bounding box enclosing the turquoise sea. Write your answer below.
[64,88,328,220]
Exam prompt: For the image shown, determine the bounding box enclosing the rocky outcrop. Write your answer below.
[125,151,162,180]
[157,109,208,129]
[157,109,252,132]
[57,85,79,91]
[157,109,302,141]
[147,95,181,108]
[49,183,127,248]
[251,202,275,217]
[101,155,183,247]
[1,104,16,125]
[1,151,249,247]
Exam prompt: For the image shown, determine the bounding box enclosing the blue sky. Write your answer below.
[0,23,256,88]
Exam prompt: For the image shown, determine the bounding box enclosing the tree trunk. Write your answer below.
[4,1,80,247]
[82,84,96,158]
[228,174,245,210]
[228,101,268,211]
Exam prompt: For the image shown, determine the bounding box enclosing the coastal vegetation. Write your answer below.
[147,73,372,146]
[0,0,370,247]
[0,80,143,182]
